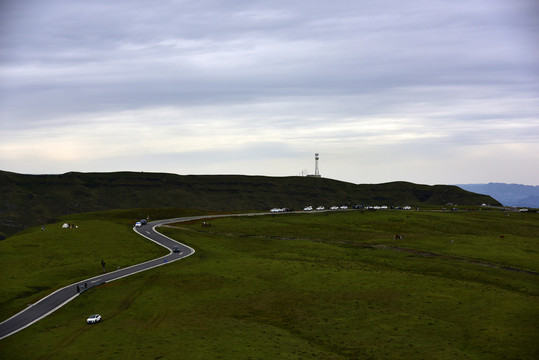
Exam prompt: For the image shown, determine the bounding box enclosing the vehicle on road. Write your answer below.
[173,246,181,253]
[316,206,325,211]
[270,208,292,212]
[303,206,313,211]
[330,206,339,210]
[135,222,142,227]
[87,314,101,324]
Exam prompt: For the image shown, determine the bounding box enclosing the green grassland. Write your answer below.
[0,209,537,359]
[0,220,164,321]
[0,207,206,320]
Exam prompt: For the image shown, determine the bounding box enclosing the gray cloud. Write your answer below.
[1,0,538,184]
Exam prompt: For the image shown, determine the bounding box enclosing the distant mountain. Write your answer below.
[456,183,539,208]
[0,170,501,239]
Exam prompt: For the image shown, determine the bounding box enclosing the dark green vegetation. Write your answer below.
[1,209,537,359]
[0,170,501,238]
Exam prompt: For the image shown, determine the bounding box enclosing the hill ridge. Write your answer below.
[0,170,500,238]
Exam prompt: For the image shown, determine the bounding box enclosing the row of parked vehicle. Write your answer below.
[270,205,414,212]
[270,205,349,212]
[303,205,348,211]
[360,205,413,210]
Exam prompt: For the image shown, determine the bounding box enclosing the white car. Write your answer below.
[303,206,313,211]
[316,206,325,211]
[135,222,142,227]
[330,206,339,210]
[87,314,102,324]
[340,205,348,210]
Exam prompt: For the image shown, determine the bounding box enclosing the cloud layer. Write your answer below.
[1,0,538,184]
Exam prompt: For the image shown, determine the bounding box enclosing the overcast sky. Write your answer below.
[1,0,538,185]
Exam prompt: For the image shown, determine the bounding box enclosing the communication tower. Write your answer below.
[307,153,321,178]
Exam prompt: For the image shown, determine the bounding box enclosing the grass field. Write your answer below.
[0,209,537,359]
[0,217,166,321]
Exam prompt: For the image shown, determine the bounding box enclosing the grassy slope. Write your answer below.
[0,170,501,238]
[0,209,537,359]
[0,208,202,320]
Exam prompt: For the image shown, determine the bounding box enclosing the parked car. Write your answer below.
[303,206,313,211]
[340,205,348,210]
[316,206,325,211]
[87,314,101,324]
[135,222,142,227]
[330,206,339,210]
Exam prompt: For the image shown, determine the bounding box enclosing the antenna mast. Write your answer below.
[306,153,322,178]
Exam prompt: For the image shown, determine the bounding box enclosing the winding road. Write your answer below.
[0,213,242,340]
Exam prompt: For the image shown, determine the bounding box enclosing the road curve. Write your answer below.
[0,213,250,340]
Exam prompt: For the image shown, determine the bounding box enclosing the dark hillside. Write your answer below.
[0,171,500,238]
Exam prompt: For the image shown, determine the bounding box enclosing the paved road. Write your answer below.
[0,214,235,340]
